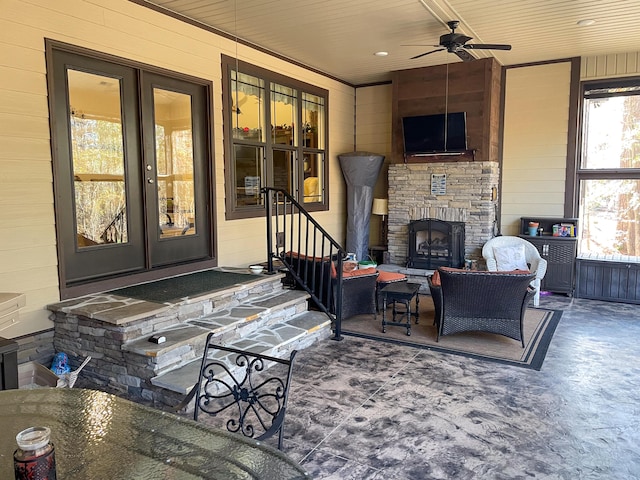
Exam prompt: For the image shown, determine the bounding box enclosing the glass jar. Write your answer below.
[14,426,57,480]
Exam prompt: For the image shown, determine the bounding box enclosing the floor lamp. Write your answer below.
[372,198,388,246]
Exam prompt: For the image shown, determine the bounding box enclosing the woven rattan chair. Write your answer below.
[191,334,297,450]
[432,268,536,346]
[482,236,548,307]
[284,251,378,319]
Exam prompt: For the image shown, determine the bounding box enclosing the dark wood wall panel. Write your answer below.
[391,57,502,163]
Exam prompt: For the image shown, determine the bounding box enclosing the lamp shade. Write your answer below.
[372,198,388,216]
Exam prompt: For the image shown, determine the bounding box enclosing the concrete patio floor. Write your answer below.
[283,294,640,479]
[77,292,639,479]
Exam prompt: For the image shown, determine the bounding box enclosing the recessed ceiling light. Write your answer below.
[577,19,596,26]
[374,51,389,57]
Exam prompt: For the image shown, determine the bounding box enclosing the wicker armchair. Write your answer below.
[284,252,378,319]
[482,236,547,307]
[429,268,536,346]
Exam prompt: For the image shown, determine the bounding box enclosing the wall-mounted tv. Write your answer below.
[402,112,467,155]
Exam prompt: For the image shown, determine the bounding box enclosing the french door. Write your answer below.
[50,47,212,287]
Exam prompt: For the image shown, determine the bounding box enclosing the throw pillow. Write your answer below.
[493,245,529,271]
[342,267,377,278]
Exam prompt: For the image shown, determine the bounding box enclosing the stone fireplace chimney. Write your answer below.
[387,162,499,268]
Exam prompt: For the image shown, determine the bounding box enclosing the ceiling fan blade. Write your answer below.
[411,48,444,60]
[454,49,476,62]
[464,43,512,51]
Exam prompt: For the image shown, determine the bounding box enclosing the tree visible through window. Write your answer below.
[579,79,640,260]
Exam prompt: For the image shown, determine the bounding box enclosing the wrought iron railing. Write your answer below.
[100,206,126,244]
[263,187,346,340]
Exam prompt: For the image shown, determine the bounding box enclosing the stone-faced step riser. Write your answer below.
[129,297,310,380]
[148,323,332,410]
[51,275,291,395]
[55,299,314,394]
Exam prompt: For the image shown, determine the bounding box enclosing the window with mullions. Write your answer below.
[223,56,328,219]
[578,79,640,261]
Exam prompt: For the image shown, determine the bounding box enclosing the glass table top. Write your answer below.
[0,388,309,479]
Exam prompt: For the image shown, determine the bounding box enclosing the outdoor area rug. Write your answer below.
[341,303,562,370]
[109,269,259,303]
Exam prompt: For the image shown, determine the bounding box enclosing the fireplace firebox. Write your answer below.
[408,218,465,269]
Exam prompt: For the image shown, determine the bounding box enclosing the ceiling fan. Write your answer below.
[411,20,511,62]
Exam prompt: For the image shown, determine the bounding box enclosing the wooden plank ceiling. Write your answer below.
[136,0,640,85]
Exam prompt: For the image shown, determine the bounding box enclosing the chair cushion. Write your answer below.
[493,245,529,271]
[376,270,406,284]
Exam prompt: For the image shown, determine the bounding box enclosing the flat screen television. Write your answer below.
[402,112,467,154]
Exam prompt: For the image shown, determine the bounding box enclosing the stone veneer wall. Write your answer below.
[387,162,499,267]
[14,330,56,367]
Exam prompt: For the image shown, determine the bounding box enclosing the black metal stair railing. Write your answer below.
[100,206,126,244]
[263,187,346,340]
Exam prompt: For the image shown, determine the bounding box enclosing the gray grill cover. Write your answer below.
[338,152,384,261]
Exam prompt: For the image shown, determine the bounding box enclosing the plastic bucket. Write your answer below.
[358,260,377,269]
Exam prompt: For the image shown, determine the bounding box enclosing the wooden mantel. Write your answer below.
[404,149,477,163]
[391,58,502,164]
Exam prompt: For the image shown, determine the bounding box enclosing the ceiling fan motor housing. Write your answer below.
[440,32,472,48]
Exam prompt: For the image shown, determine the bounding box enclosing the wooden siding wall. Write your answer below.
[390,58,502,163]
[0,0,355,337]
[500,61,572,235]
[581,51,640,79]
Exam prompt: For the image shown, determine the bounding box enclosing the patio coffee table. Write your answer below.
[380,282,420,336]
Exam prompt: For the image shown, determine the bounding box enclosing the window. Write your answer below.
[222,56,328,219]
[578,78,640,261]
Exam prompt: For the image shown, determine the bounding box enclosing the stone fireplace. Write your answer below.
[387,161,499,269]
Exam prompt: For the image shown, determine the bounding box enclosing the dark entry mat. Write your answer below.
[109,270,258,303]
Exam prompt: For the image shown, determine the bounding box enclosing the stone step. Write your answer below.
[122,288,313,378]
[151,309,332,396]
[48,268,335,406]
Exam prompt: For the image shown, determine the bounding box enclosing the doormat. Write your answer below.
[341,306,562,371]
[109,270,259,304]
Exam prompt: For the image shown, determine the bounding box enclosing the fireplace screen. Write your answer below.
[408,218,465,269]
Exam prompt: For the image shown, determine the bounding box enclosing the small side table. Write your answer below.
[380,282,420,336]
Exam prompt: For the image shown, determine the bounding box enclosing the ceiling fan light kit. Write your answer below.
[411,20,511,62]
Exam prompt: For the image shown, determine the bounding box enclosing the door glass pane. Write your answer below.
[273,150,295,193]
[231,72,265,142]
[154,89,196,238]
[271,83,297,146]
[68,70,127,248]
[302,92,324,150]
[578,179,640,260]
[234,145,264,207]
[303,152,323,203]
